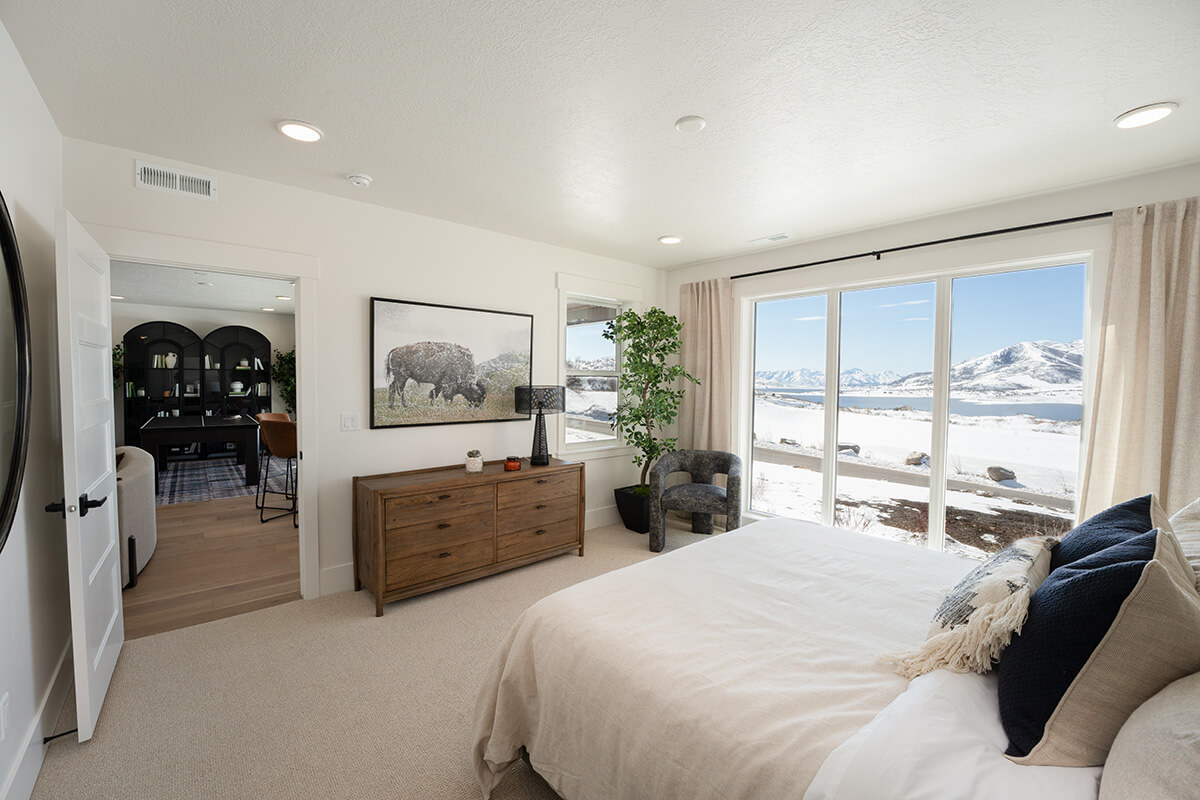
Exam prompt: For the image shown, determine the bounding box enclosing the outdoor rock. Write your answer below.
[837,443,860,455]
[906,451,930,466]
[987,465,1017,482]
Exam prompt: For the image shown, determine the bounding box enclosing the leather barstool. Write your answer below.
[257,417,298,527]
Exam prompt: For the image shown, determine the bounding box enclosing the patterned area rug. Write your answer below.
[156,455,293,506]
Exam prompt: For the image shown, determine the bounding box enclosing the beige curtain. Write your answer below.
[678,278,733,451]
[1080,197,1200,517]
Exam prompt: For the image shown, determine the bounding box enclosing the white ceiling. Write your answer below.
[3,1,1199,269]
[110,261,296,314]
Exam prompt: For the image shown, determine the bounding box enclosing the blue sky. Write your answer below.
[754,262,1086,373]
[566,321,614,362]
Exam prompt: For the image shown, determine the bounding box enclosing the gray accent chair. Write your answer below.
[115,445,157,587]
[648,450,742,552]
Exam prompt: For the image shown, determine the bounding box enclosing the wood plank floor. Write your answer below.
[122,494,300,639]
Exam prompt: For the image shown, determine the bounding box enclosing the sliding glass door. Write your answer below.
[750,261,1086,556]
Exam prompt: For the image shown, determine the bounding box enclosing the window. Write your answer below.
[750,261,1086,558]
[564,299,620,445]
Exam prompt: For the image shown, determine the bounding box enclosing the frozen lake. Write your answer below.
[762,390,1081,422]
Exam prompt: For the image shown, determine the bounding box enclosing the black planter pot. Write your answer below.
[614,485,651,534]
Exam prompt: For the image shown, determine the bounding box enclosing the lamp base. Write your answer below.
[530,408,550,466]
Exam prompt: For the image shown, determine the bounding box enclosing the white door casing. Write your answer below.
[55,209,123,742]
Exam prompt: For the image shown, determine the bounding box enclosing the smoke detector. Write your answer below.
[346,173,373,188]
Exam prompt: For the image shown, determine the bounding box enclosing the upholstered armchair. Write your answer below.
[648,450,742,552]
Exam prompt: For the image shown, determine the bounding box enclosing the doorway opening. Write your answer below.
[111,261,301,638]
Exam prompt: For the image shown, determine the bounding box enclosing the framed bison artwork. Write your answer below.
[369,297,533,428]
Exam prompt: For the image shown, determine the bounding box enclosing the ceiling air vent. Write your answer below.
[748,233,789,246]
[135,160,218,201]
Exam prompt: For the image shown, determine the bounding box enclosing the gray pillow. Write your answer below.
[1099,671,1200,799]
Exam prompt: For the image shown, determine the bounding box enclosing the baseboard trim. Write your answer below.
[320,562,355,596]
[585,503,619,530]
[1,637,73,800]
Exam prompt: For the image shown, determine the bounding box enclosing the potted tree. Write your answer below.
[603,307,699,533]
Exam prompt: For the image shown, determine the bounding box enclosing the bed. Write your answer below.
[471,517,975,799]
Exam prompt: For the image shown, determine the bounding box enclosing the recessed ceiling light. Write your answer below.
[658,235,682,245]
[277,120,323,142]
[110,295,124,300]
[261,307,275,312]
[675,115,706,133]
[1114,102,1178,129]
[198,281,214,286]
[275,295,291,301]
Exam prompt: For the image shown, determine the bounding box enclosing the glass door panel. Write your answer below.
[835,282,936,544]
[751,294,827,521]
[945,264,1085,557]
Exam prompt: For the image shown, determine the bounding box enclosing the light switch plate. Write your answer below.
[341,413,361,432]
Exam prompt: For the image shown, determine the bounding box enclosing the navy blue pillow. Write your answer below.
[1049,494,1154,571]
[998,529,1159,759]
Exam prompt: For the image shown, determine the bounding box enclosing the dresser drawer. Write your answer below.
[386,513,493,561]
[497,518,579,562]
[497,494,577,533]
[384,484,493,528]
[386,536,494,590]
[497,471,579,509]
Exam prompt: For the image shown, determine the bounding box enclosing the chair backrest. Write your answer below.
[653,449,741,484]
[255,412,290,423]
[258,418,298,459]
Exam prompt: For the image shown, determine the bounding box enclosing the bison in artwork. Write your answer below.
[385,342,488,409]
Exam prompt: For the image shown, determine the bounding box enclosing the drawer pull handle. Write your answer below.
[438,523,451,529]
[438,552,451,558]
[536,504,547,509]
[537,479,548,484]
[536,529,546,535]
[438,494,451,500]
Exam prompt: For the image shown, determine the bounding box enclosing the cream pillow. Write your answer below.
[1099,671,1200,799]
[1168,496,1200,590]
[887,537,1056,679]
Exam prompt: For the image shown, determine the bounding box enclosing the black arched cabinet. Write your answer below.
[121,323,271,451]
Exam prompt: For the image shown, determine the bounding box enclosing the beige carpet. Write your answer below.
[33,521,710,799]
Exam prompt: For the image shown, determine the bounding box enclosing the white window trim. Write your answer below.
[556,273,643,459]
[737,250,1099,549]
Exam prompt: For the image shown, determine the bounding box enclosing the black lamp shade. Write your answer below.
[514,385,565,415]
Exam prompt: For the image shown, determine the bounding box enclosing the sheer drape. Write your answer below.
[1081,197,1200,517]
[678,277,733,451]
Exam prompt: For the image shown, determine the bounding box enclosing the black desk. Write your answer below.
[140,415,260,492]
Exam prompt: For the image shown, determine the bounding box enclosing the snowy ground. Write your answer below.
[751,392,1079,558]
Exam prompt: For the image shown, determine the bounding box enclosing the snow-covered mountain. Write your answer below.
[756,340,1082,394]
[566,356,616,371]
[889,340,1083,393]
[754,368,900,389]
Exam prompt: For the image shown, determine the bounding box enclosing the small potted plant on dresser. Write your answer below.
[465,449,483,473]
[603,307,699,533]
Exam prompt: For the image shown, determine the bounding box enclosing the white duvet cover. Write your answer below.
[472,517,973,800]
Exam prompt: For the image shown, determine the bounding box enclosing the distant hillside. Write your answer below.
[756,340,1082,394]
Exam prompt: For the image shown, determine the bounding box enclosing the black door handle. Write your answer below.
[44,498,66,518]
[79,493,108,518]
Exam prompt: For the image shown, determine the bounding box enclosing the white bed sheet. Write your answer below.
[472,517,974,800]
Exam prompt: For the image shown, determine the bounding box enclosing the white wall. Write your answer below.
[111,302,296,442]
[0,22,72,800]
[62,138,661,594]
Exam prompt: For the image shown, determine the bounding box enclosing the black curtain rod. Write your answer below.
[729,211,1114,281]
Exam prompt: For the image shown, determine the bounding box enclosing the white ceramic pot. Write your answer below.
[164,352,177,369]
[465,456,484,473]
[230,381,244,393]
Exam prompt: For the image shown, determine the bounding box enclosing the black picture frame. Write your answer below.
[0,190,32,556]
[369,297,533,429]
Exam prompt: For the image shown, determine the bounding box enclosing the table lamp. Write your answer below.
[514,385,565,466]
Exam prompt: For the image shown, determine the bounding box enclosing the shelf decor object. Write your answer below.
[515,385,565,467]
[369,297,532,429]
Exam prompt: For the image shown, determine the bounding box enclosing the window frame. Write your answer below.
[741,251,1096,551]
[556,273,643,458]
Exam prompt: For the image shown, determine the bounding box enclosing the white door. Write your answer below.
[55,210,122,742]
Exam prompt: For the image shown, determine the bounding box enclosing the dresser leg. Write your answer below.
[375,597,383,617]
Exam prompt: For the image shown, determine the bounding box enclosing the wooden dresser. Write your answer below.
[353,458,585,615]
